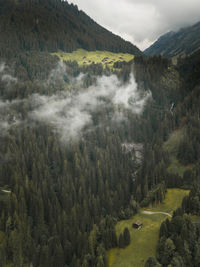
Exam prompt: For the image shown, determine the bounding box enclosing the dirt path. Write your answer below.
[1,189,11,193]
[142,210,172,217]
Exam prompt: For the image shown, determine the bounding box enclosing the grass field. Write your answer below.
[163,128,193,176]
[52,49,134,69]
[107,189,189,267]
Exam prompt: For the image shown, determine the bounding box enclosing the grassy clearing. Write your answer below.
[163,128,193,176]
[107,189,189,267]
[52,49,134,69]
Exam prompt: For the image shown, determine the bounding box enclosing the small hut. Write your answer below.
[132,221,143,229]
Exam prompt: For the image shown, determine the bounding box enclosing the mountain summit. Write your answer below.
[0,0,141,57]
[144,21,200,58]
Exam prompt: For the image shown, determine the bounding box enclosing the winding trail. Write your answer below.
[142,210,172,217]
[1,189,11,194]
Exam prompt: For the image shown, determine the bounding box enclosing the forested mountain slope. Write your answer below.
[0,1,200,267]
[0,48,183,267]
[144,21,200,58]
[145,49,200,267]
[0,0,141,58]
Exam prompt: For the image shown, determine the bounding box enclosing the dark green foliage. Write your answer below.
[140,182,166,207]
[0,122,134,266]
[144,42,200,267]
[0,52,155,266]
[145,256,161,267]
[118,233,125,249]
[1,27,200,267]
[177,116,200,165]
[178,49,200,93]
[0,0,141,58]
[118,227,131,249]
[146,180,200,267]
[159,219,169,239]
[155,215,200,267]
[166,173,183,188]
[182,184,200,215]
[123,227,131,247]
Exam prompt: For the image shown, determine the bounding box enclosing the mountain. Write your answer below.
[144,21,200,58]
[0,0,141,57]
[1,1,200,267]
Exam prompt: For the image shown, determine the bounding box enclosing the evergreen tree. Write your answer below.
[118,233,125,249]
[123,227,131,247]
[145,256,161,267]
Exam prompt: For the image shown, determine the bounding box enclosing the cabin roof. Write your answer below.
[133,221,142,226]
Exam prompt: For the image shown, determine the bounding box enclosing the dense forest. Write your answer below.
[1,48,199,267]
[0,49,169,266]
[145,50,200,266]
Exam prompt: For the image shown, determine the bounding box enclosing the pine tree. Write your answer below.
[123,227,131,247]
[118,233,125,249]
[145,256,161,267]
[97,256,105,267]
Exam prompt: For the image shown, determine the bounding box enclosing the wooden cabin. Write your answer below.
[132,221,143,229]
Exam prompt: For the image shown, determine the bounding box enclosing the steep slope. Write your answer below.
[144,51,200,267]
[144,21,200,58]
[0,0,141,57]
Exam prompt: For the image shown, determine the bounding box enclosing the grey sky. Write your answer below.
[69,0,200,50]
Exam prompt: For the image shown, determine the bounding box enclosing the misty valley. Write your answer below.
[0,1,200,267]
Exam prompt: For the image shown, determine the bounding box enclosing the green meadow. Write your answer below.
[107,188,189,267]
[52,49,134,68]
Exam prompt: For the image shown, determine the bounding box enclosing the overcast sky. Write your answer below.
[69,0,200,51]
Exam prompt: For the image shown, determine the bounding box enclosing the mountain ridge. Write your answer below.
[0,0,142,57]
[144,21,200,58]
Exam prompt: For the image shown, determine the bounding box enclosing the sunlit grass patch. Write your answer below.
[107,189,189,267]
[52,49,134,69]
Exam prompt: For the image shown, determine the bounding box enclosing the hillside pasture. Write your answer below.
[108,189,189,267]
[52,49,134,69]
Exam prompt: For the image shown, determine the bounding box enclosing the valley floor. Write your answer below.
[107,188,189,267]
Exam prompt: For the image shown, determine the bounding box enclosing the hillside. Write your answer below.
[144,21,200,58]
[0,1,200,266]
[52,49,134,69]
[0,0,141,58]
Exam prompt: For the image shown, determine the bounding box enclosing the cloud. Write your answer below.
[29,93,92,141]
[1,74,17,85]
[47,61,67,85]
[0,62,151,142]
[70,0,200,50]
[0,63,5,73]
[0,99,23,133]
[29,72,151,142]
[0,62,17,86]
